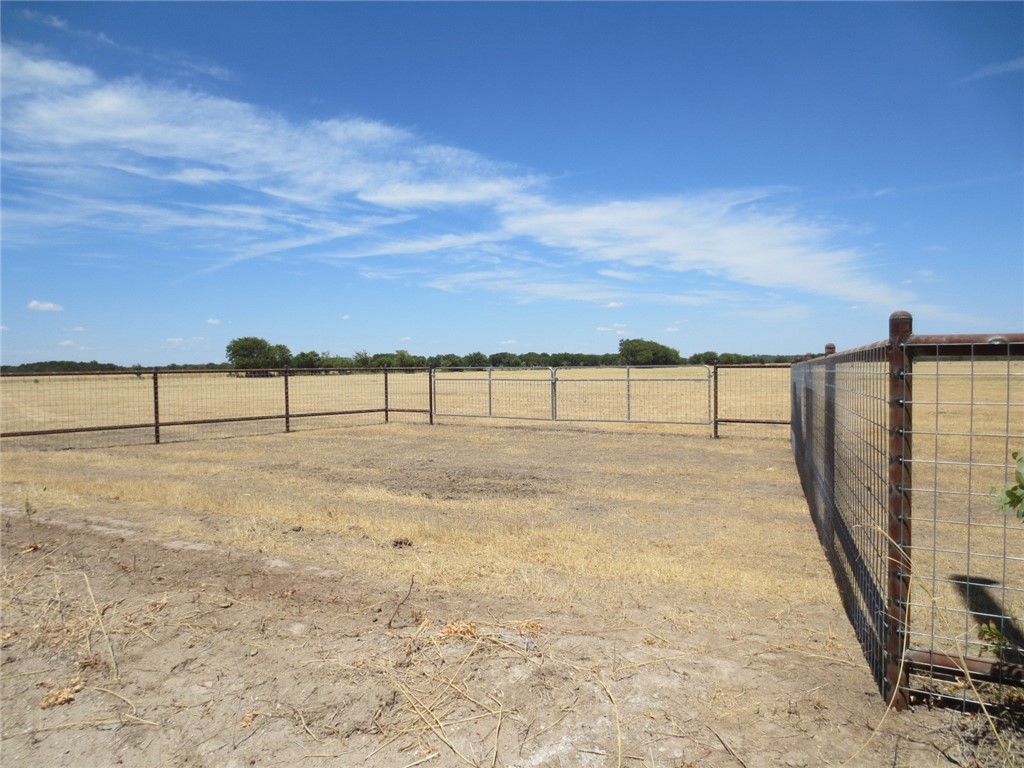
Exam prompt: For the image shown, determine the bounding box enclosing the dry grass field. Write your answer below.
[1,364,1021,767]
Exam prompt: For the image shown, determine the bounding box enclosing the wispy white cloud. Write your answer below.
[207,318,221,326]
[20,9,69,31]
[2,44,910,317]
[28,300,63,312]
[955,57,1024,85]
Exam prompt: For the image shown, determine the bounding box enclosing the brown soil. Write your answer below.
[0,423,1017,767]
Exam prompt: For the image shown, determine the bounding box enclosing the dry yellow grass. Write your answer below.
[1,422,823,614]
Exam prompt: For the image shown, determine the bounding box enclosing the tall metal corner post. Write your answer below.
[152,368,161,445]
[822,345,837,549]
[886,311,913,709]
[283,368,291,433]
[712,365,720,439]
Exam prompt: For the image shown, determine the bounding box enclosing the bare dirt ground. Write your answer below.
[0,422,1018,767]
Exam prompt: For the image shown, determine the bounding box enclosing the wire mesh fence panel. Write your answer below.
[0,368,428,447]
[793,315,1024,711]
[433,368,555,421]
[0,373,156,449]
[793,346,892,697]
[432,366,714,426]
[431,370,494,418]
[287,370,388,431]
[488,369,554,420]
[549,368,631,422]
[715,364,792,438]
[155,371,285,443]
[383,370,432,421]
[554,366,712,424]
[902,354,1024,708]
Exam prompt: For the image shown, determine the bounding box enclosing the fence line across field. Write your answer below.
[0,364,789,447]
[431,365,717,426]
[792,312,1024,712]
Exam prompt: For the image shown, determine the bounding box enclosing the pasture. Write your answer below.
[1,363,1020,766]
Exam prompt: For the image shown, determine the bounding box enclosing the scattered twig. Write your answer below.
[593,674,622,768]
[290,704,320,741]
[82,573,119,679]
[90,686,161,727]
[401,752,439,768]
[708,725,749,768]
[388,576,415,630]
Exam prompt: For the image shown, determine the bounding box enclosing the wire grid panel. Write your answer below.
[433,369,555,421]
[382,370,432,422]
[903,353,1024,705]
[717,365,791,421]
[830,352,892,691]
[792,347,891,692]
[157,371,286,441]
[287,371,391,430]
[0,373,155,448]
[554,366,712,424]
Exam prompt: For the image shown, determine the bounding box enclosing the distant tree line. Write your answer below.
[1,337,801,374]
[222,336,796,369]
[0,360,231,374]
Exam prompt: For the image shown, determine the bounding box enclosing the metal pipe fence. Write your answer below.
[2,363,792,448]
[430,366,715,426]
[430,364,791,436]
[792,312,1024,711]
[0,368,432,448]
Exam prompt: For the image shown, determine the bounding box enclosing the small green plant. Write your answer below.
[23,498,36,520]
[977,621,1014,657]
[993,450,1024,522]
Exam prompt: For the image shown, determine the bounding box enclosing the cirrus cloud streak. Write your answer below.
[2,43,910,314]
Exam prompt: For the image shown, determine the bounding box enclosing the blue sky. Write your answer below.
[2,2,1021,366]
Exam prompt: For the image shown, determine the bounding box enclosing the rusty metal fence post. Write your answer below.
[823,344,837,545]
[428,367,435,425]
[886,311,913,710]
[283,368,291,433]
[550,367,558,421]
[712,366,720,438]
[153,368,161,445]
[383,369,390,424]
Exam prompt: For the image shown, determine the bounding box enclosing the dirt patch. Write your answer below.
[1,423,1018,767]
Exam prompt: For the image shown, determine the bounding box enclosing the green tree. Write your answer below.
[432,353,465,369]
[393,349,426,368]
[463,351,488,368]
[488,352,521,368]
[270,344,293,368]
[226,337,292,369]
[226,337,274,369]
[292,350,324,369]
[618,338,682,366]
